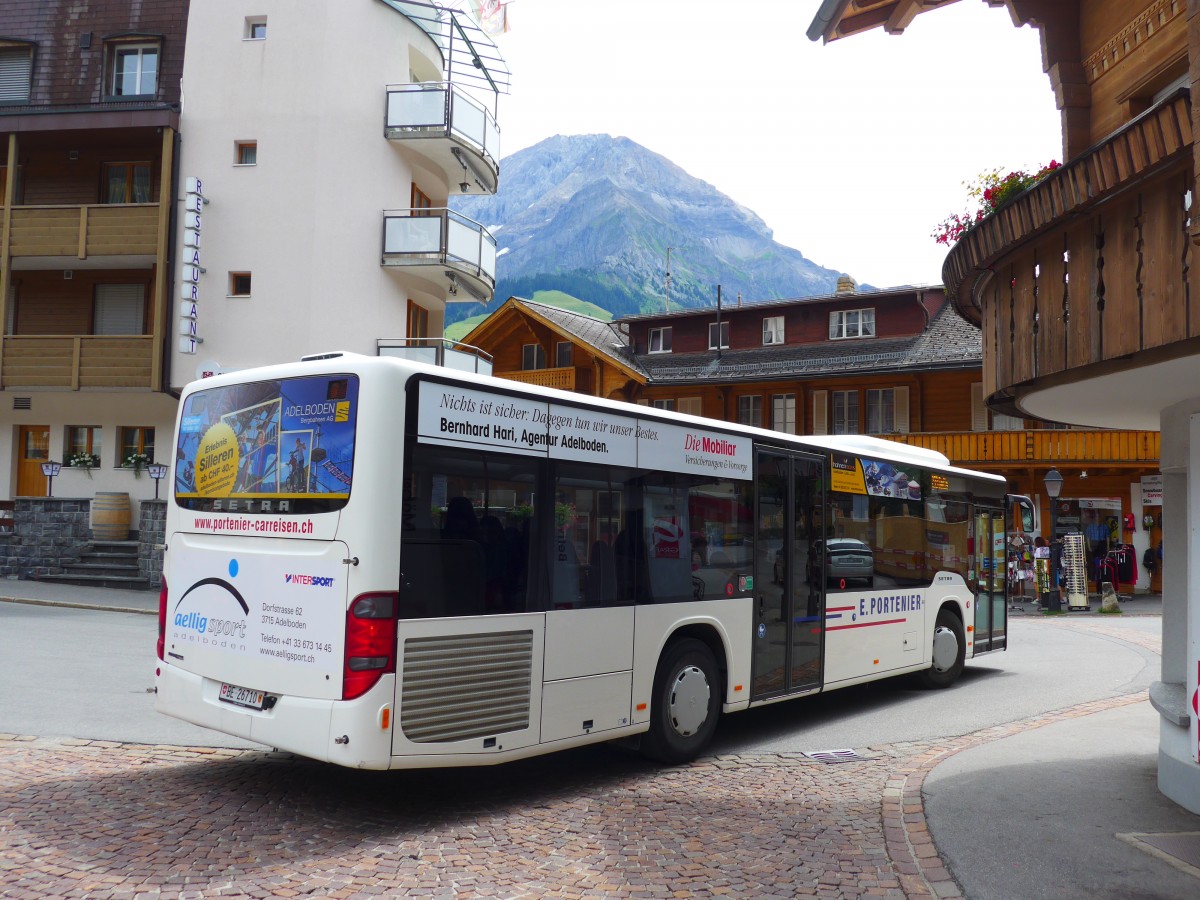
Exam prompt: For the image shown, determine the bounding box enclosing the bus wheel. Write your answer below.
[643,638,720,765]
[918,610,965,689]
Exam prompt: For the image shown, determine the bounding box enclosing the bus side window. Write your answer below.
[401,445,537,618]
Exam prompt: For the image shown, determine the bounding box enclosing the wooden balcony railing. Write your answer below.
[1,335,154,389]
[941,89,1195,403]
[881,429,1159,467]
[498,367,576,391]
[8,204,159,258]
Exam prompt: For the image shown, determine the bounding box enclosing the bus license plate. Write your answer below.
[219,682,266,710]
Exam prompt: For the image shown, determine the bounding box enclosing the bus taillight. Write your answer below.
[157,576,168,661]
[343,592,399,701]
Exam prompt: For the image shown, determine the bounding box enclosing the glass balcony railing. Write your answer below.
[378,337,493,375]
[385,82,500,192]
[381,208,497,302]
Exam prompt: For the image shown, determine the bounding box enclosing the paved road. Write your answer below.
[1,598,1195,899]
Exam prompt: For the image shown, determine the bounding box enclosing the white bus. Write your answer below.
[156,352,1032,769]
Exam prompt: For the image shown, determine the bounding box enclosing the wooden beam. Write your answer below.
[0,133,15,389]
[885,0,923,35]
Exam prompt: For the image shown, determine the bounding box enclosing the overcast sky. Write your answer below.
[474,0,1062,291]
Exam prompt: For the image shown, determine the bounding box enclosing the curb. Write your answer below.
[0,595,155,616]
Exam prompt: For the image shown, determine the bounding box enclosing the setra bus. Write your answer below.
[155,352,1033,769]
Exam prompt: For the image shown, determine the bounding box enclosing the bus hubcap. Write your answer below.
[931,625,958,672]
[669,665,711,736]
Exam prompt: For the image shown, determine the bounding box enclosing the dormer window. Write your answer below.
[106,40,159,97]
[0,43,34,104]
[708,321,729,350]
[763,315,784,345]
[829,308,875,340]
[648,326,672,353]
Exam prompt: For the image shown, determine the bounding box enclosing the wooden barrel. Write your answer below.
[92,492,131,541]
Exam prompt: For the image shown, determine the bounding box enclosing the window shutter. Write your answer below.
[812,390,828,435]
[0,48,33,103]
[894,386,910,433]
[971,383,987,432]
[94,284,145,335]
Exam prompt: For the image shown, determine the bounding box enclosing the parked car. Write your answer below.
[804,538,875,587]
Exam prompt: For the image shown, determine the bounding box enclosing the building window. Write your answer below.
[737,395,762,428]
[555,341,573,368]
[677,397,702,416]
[102,162,152,204]
[411,184,433,214]
[94,284,145,335]
[763,316,784,345]
[229,272,252,297]
[66,426,102,465]
[235,141,257,165]
[107,42,158,97]
[648,326,672,353]
[245,17,268,40]
[408,301,429,340]
[522,344,545,370]
[829,308,876,340]
[771,394,796,434]
[0,45,34,104]
[866,389,895,433]
[832,390,859,434]
[709,321,730,350]
[652,399,676,411]
[120,427,155,466]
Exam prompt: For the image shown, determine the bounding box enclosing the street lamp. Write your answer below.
[1044,468,1064,612]
[147,462,169,500]
[40,461,62,498]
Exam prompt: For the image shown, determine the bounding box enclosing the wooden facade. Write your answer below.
[0,0,183,395]
[465,297,645,401]
[468,289,1160,543]
[809,0,1197,814]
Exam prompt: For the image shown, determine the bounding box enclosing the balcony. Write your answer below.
[385,83,500,194]
[378,337,493,375]
[941,88,1194,427]
[880,429,1159,469]
[0,335,154,389]
[7,204,159,263]
[381,208,496,304]
[496,367,576,391]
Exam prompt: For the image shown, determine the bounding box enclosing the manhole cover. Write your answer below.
[804,749,863,764]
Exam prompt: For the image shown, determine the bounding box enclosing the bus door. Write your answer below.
[751,448,826,700]
[972,506,1007,652]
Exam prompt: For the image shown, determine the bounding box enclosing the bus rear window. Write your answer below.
[174,375,358,515]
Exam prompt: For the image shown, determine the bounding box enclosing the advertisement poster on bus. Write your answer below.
[176,375,358,504]
[831,453,923,501]
[416,381,752,480]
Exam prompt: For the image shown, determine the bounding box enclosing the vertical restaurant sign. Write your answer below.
[416,382,752,480]
[179,176,205,355]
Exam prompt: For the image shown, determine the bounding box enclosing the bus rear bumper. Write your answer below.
[154,664,394,769]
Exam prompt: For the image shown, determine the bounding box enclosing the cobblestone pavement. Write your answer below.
[0,687,1148,900]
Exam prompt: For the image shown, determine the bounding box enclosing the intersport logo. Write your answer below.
[284,574,335,588]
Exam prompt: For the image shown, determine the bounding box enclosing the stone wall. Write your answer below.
[139,499,167,587]
[0,497,92,578]
[0,496,166,584]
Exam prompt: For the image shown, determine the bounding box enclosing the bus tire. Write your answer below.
[918,609,965,689]
[642,638,720,765]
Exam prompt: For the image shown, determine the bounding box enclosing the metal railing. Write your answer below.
[381,208,497,299]
[378,337,493,375]
[385,82,500,170]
